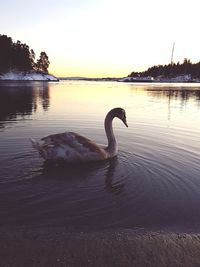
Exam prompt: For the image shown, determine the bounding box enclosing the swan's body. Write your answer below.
[31,108,128,163]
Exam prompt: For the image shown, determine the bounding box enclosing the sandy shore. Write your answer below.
[1,227,200,267]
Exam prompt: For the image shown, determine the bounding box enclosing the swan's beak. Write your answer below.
[122,118,128,127]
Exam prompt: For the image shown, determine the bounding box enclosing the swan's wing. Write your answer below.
[41,132,77,145]
[41,132,92,149]
[41,132,107,161]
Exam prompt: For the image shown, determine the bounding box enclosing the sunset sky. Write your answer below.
[1,0,200,77]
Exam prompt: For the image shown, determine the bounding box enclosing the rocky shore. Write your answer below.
[0,71,59,81]
[1,227,200,267]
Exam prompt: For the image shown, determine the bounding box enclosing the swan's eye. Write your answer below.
[123,115,126,121]
[121,112,126,119]
[116,108,125,119]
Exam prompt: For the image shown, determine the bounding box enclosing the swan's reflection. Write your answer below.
[37,157,127,196]
[104,157,126,195]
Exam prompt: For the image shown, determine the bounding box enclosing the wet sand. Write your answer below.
[1,227,200,267]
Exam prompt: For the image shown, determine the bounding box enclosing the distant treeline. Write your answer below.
[0,34,50,73]
[129,58,200,78]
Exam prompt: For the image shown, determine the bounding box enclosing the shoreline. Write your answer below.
[1,226,200,267]
[0,71,59,82]
[0,79,59,82]
[1,76,200,84]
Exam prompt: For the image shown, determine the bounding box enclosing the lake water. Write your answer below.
[0,80,200,232]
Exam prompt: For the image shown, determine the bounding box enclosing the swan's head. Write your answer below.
[113,107,128,127]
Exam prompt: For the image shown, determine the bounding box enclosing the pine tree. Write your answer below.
[36,52,50,73]
[0,35,13,72]
[0,34,50,73]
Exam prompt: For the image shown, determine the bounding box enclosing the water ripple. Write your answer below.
[1,81,200,231]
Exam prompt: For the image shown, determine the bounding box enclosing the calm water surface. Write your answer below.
[0,81,200,231]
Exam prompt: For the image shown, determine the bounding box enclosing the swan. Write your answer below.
[30,107,128,163]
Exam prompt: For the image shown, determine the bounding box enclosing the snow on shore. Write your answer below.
[0,71,59,81]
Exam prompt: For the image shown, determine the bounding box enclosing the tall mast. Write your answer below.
[171,42,175,65]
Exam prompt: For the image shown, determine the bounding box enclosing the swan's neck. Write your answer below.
[104,112,117,155]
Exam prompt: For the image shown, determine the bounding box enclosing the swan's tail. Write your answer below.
[30,138,40,151]
[30,138,49,159]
